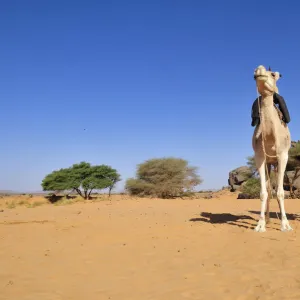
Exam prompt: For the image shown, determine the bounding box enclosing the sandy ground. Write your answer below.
[1,193,300,300]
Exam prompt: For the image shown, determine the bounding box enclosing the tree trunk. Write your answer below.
[108,181,116,198]
[75,188,85,199]
[88,189,93,199]
[108,186,113,197]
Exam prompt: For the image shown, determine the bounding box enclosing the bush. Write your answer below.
[125,179,154,197]
[125,157,202,198]
[240,178,261,198]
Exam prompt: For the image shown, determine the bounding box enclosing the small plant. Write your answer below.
[53,197,83,206]
[6,202,16,209]
[25,201,44,208]
[181,191,196,198]
[17,200,26,206]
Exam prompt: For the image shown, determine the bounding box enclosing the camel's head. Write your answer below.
[254,65,282,95]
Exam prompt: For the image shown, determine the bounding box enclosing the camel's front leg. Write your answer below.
[265,163,272,224]
[255,156,268,232]
[277,152,293,231]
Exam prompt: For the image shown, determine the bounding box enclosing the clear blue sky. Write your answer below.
[1,0,300,192]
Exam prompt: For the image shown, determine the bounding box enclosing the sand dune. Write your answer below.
[1,193,300,299]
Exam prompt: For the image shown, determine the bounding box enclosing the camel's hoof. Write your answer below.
[255,220,266,232]
[281,220,293,232]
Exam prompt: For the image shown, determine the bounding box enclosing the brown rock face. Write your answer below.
[284,170,300,191]
[228,166,252,191]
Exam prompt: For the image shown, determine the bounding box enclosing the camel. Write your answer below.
[252,65,292,232]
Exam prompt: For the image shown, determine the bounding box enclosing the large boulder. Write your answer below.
[284,170,300,191]
[229,166,252,191]
[237,193,253,199]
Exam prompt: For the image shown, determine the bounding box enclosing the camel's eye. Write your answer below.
[271,73,275,77]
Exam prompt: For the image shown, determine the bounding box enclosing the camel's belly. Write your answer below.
[253,129,276,153]
[252,126,290,163]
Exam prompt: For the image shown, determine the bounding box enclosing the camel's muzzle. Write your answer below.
[254,74,282,80]
[254,74,267,80]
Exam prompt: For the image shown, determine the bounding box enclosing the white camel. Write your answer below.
[252,65,292,232]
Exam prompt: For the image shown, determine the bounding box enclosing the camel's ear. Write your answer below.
[268,66,272,71]
[274,72,281,81]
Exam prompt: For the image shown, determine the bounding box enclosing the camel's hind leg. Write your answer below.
[277,152,293,231]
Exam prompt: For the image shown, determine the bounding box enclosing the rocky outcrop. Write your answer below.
[291,140,300,148]
[284,170,300,191]
[228,166,252,192]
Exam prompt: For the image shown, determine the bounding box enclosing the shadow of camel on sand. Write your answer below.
[190,211,300,230]
[248,210,300,221]
[189,212,257,230]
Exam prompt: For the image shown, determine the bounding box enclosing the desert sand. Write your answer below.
[1,192,300,300]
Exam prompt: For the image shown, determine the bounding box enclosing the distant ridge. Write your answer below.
[0,190,48,195]
[0,190,20,195]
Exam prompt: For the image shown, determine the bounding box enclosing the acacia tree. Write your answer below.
[41,162,121,199]
[125,157,202,198]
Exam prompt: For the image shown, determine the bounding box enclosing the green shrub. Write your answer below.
[125,157,202,198]
[241,178,261,198]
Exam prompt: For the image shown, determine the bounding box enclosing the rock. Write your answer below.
[222,186,231,190]
[284,170,300,191]
[232,184,241,191]
[229,166,252,191]
[291,140,300,148]
[237,193,252,199]
[234,167,252,183]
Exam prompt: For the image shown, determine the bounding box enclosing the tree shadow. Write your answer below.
[44,194,77,203]
[44,194,64,203]
[189,212,256,229]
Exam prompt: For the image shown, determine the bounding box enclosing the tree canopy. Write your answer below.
[125,157,202,198]
[41,162,121,199]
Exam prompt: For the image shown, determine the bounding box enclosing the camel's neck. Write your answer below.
[259,94,277,136]
[260,94,273,108]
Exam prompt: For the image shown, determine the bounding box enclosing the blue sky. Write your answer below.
[1,0,300,192]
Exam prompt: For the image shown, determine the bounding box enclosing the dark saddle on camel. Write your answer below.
[251,92,291,127]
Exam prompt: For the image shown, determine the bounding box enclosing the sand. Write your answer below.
[1,193,300,300]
